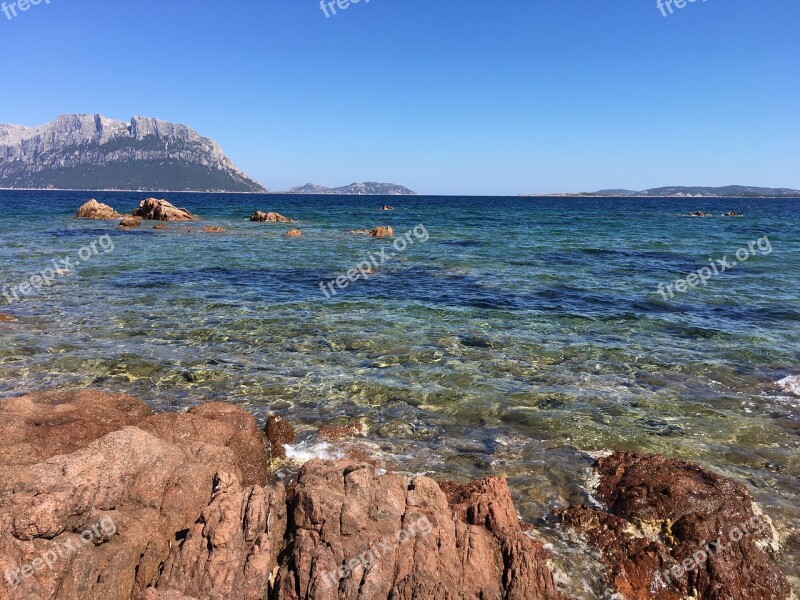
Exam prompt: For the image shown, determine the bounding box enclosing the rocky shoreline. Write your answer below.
[0,389,792,600]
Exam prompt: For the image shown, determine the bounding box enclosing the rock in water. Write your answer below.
[250,211,293,223]
[120,215,143,228]
[265,415,296,461]
[558,451,790,600]
[369,226,394,238]
[76,199,122,219]
[283,229,302,238]
[134,198,197,221]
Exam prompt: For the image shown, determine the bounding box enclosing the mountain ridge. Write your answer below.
[0,114,267,193]
[288,182,416,195]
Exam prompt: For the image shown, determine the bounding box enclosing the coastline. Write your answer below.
[0,388,791,600]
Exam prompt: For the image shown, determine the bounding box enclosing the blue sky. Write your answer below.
[0,0,798,195]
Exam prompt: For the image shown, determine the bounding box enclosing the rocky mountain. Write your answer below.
[288,182,416,195]
[0,114,267,192]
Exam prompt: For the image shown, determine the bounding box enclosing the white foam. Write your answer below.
[284,441,343,463]
[777,376,800,397]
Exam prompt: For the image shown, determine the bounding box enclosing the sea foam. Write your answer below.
[776,375,800,397]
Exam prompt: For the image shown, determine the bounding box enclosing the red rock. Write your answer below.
[201,226,226,233]
[134,199,197,222]
[0,313,16,322]
[265,416,296,461]
[559,452,790,600]
[76,199,123,219]
[284,229,302,238]
[272,460,563,599]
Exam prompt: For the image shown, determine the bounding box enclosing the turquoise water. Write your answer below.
[1,191,799,594]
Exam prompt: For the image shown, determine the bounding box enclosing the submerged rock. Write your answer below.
[380,205,394,211]
[283,228,302,238]
[0,313,16,322]
[368,226,394,238]
[558,452,790,600]
[250,211,293,223]
[76,199,122,220]
[120,215,143,228]
[133,198,197,221]
[201,226,226,233]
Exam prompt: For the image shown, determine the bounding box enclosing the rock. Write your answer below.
[380,205,394,211]
[120,215,143,228]
[0,389,152,467]
[272,460,563,599]
[558,452,790,600]
[317,421,364,441]
[265,416,296,461]
[133,198,197,222]
[201,226,226,233]
[249,211,292,223]
[368,226,394,238]
[0,391,275,600]
[283,229,302,238]
[724,211,742,217]
[0,313,16,322]
[76,199,122,219]
[688,211,705,217]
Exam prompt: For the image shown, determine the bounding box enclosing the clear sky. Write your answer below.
[1,0,798,195]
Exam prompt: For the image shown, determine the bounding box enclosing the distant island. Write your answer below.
[0,114,267,193]
[522,185,800,198]
[287,182,416,195]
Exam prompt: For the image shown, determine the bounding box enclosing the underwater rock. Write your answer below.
[250,211,292,223]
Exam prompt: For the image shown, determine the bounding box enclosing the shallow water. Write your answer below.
[1,191,799,596]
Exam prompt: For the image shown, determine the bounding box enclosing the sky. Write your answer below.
[0,0,798,195]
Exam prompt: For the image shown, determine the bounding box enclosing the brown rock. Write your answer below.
[0,389,152,467]
[250,211,293,223]
[272,460,563,599]
[134,198,197,222]
[265,416,296,461]
[284,229,302,238]
[76,199,123,220]
[317,421,364,441]
[368,226,394,238]
[559,452,790,600]
[0,313,16,322]
[201,226,226,233]
[0,391,276,600]
[120,215,143,228]
[380,205,394,211]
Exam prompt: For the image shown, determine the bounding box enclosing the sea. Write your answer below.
[1,190,798,595]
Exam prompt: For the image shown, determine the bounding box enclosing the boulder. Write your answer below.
[368,226,394,238]
[272,460,563,599]
[76,199,123,220]
[201,226,226,233]
[0,313,16,322]
[283,229,302,238]
[0,391,274,600]
[120,216,143,228]
[558,452,790,600]
[133,199,197,222]
[380,205,394,211]
[249,211,293,223]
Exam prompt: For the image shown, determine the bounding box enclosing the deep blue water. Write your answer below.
[1,190,799,593]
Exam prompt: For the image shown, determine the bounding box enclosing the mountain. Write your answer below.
[0,114,267,192]
[288,182,416,195]
[593,186,800,198]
